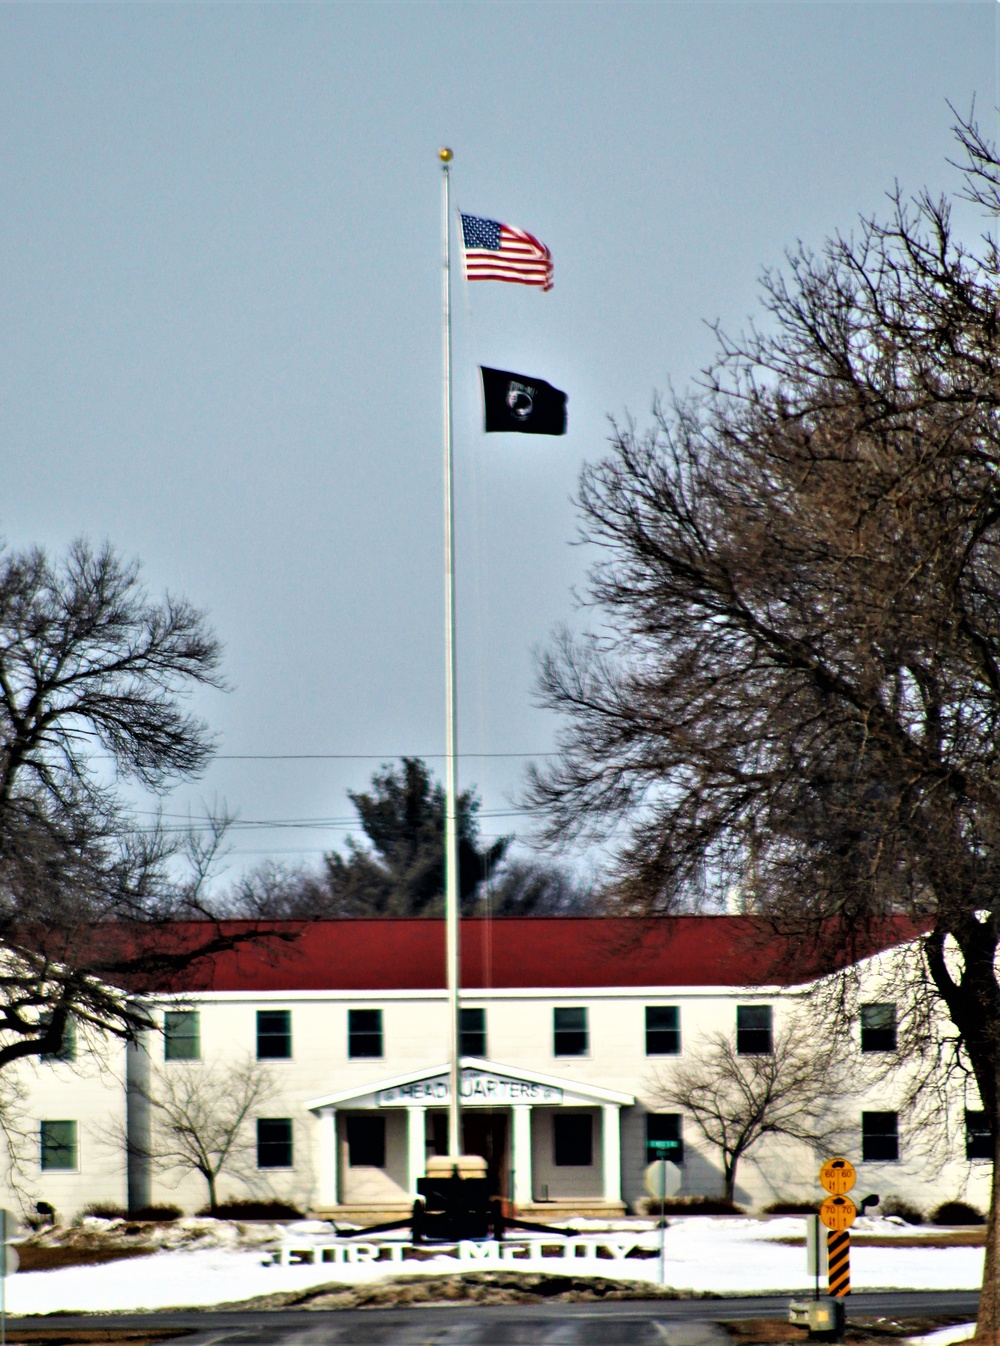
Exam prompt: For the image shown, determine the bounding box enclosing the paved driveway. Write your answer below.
[5,1290,982,1345]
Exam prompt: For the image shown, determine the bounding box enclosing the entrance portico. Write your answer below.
[306,1058,633,1218]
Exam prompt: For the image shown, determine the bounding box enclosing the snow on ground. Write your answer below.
[4,1216,987,1316]
[908,1326,977,1346]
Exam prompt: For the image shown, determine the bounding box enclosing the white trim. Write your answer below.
[512,1105,533,1204]
[149,984,810,1004]
[318,1109,337,1206]
[601,1104,622,1203]
[406,1106,426,1196]
[305,1057,635,1112]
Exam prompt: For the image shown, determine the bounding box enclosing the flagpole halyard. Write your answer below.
[439,145,462,1162]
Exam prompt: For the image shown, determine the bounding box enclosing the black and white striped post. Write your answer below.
[817,1159,858,1336]
[827,1228,851,1297]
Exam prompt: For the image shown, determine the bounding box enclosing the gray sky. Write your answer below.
[0,1,993,880]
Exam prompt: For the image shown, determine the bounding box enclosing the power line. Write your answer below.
[211,751,554,762]
[123,806,542,838]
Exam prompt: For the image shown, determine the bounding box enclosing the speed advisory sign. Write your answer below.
[819,1158,856,1195]
[820,1195,857,1231]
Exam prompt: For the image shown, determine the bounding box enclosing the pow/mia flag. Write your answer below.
[480,366,567,436]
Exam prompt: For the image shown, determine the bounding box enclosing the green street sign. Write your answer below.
[648,1139,682,1159]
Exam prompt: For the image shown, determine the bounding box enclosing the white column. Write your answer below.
[318,1108,338,1208]
[511,1105,533,1207]
[601,1104,622,1205]
[407,1106,426,1195]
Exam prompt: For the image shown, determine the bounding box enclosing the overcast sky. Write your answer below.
[0,1,993,882]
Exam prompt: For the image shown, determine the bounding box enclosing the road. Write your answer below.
[6,1291,981,1344]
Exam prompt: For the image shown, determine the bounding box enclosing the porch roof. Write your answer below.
[305,1056,635,1111]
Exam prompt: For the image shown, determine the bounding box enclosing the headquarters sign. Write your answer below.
[377,1070,563,1107]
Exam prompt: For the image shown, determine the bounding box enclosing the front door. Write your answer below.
[462,1111,508,1199]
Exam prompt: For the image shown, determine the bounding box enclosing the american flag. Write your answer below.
[460,214,553,291]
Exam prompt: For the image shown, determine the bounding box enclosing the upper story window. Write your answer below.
[348,1008,383,1059]
[164,1010,200,1062]
[553,1006,588,1056]
[736,1004,772,1055]
[860,1003,897,1053]
[645,1006,680,1055]
[646,1113,683,1164]
[460,1007,486,1057]
[861,1110,899,1162]
[966,1110,992,1161]
[40,1120,78,1171]
[256,1009,292,1060]
[40,1014,76,1064]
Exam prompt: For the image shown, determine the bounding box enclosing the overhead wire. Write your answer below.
[211,751,553,761]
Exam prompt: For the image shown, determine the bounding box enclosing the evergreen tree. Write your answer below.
[323,758,509,916]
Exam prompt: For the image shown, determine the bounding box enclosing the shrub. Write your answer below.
[881,1195,924,1225]
[198,1199,304,1220]
[80,1203,127,1221]
[129,1204,183,1223]
[931,1201,985,1226]
[763,1201,818,1215]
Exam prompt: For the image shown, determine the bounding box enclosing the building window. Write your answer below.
[860,1003,897,1053]
[40,1015,76,1064]
[164,1011,200,1062]
[460,1007,486,1057]
[347,1115,386,1167]
[554,1113,593,1166]
[553,1007,588,1056]
[645,1006,680,1055]
[40,1120,77,1171]
[646,1113,683,1164]
[257,1010,291,1060]
[736,1004,772,1055]
[966,1110,992,1160]
[257,1118,293,1168]
[862,1111,899,1162]
[348,1009,383,1058]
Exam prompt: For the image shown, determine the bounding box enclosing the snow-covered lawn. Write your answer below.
[908,1327,977,1346]
[4,1215,986,1316]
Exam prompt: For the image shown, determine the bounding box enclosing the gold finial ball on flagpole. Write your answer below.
[439,147,453,163]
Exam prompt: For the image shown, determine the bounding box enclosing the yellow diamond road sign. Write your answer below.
[820,1195,857,1230]
[819,1157,856,1195]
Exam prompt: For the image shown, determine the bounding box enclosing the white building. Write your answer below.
[14,917,992,1221]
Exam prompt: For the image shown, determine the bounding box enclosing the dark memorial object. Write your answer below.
[480,366,567,436]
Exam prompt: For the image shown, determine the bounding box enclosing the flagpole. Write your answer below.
[439,146,461,1161]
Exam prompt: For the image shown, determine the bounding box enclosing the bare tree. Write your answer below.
[0,1072,36,1214]
[652,1020,849,1204]
[217,859,333,919]
[0,540,294,1071]
[136,1056,276,1213]
[222,848,597,919]
[478,856,597,915]
[528,109,1000,1339]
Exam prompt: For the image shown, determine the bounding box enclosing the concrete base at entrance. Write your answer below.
[313,1204,410,1225]
[514,1200,627,1220]
[314,1199,628,1224]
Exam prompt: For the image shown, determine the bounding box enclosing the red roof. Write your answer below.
[147,916,919,994]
